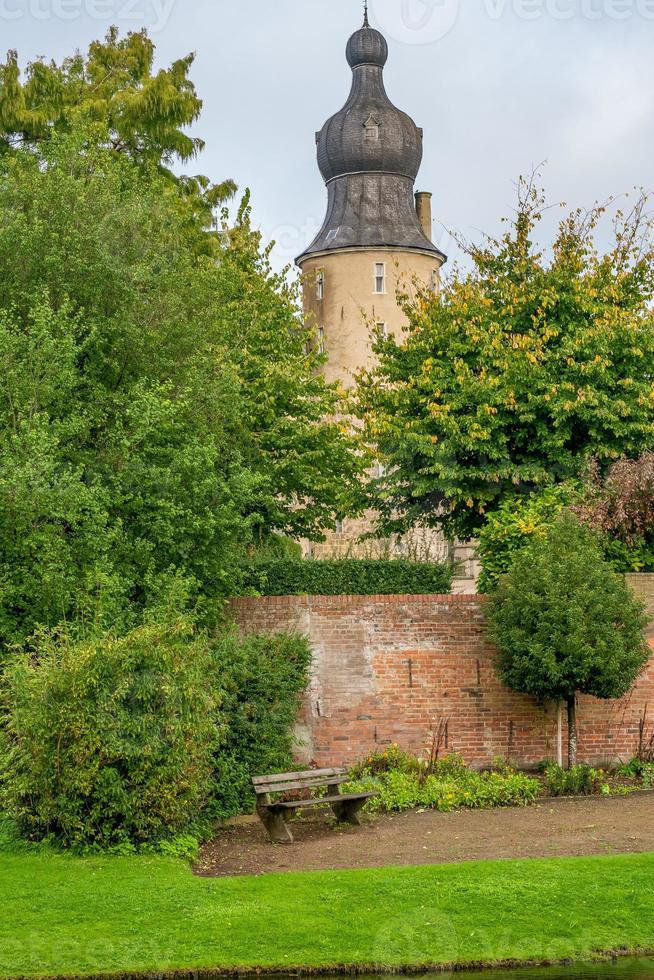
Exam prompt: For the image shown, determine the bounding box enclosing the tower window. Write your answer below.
[431,269,439,292]
[376,321,388,339]
[374,263,386,294]
[335,519,344,535]
[318,326,325,354]
[316,270,325,301]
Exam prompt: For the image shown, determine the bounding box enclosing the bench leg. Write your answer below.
[257,805,294,843]
[330,798,367,826]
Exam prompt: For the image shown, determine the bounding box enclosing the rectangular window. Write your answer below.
[374,262,386,294]
[318,326,325,354]
[376,321,388,339]
[335,520,344,535]
[316,270,325,301]
[430,269,439,292]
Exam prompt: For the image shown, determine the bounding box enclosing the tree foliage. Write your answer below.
[356,180,654,539]
[573,454,654,572]
[487,515,650,766]
[0,131,362,648]
[476,484,579,593]
[0,28,235,228]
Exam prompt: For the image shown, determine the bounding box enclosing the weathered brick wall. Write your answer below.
[229,575,654,769]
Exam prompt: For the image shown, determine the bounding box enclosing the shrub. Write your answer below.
[477,485,578,593]
[543,764,600,797]
[487,515,650,767]
[210,630,312,820]
[0,616,218,849]
[346,750,539,813]
[240,559,453,597]
[573,455,654,572]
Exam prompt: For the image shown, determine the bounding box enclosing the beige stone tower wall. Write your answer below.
[300,248,440,387]
[298,246,480,591]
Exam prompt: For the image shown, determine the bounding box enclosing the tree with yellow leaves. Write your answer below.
[355,178,654,540]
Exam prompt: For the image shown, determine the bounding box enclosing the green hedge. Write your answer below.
[240,559,453,597]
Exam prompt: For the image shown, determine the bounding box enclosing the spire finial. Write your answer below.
[363,0,369,26]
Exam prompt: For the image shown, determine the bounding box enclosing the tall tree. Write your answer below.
[355,180,654,540]
[0,131,363,649]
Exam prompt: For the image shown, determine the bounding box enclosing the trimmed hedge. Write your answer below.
[241,559,453,597]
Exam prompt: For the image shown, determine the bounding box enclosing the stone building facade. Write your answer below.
[296,14,478,588]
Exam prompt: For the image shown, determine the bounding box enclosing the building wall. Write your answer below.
[229,574,654,769]
[299,247,441,388]
[296,246,480,581]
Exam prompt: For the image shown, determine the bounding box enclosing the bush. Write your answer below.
[346,749,539,813]
[0,616,218,850]
[487,515,650,768]
[543,764,600,797]
[210,630,312,820]
[477,485,577,593]
[240,559,453,597]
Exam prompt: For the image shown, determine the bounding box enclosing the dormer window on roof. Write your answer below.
[364,114,380,142]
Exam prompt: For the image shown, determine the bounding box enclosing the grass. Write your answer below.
[1,850,654,977]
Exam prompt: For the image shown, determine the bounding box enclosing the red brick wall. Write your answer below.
[229,575,654,769]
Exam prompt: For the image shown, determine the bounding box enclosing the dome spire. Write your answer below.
[363,0,369,27]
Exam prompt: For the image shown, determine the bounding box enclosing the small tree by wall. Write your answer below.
[486,515,650,767]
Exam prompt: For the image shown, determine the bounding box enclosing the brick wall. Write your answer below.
[229,575,654,769]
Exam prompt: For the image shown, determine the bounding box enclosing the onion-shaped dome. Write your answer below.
[346,22,388,68]
[316,25,423,184]
[298,16,444,263]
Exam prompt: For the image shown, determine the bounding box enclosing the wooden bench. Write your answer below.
[252,767,377,843]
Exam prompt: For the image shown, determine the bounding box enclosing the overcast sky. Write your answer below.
[4,0,654,272]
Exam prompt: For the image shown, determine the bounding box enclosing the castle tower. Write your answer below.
[296,14,478,588]
[297,12,446,389]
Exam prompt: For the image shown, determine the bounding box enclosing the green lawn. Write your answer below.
[2,851,654,977]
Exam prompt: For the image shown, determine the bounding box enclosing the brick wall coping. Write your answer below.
[229,593,488,607]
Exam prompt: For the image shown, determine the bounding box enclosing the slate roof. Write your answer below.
[297,19,445,264]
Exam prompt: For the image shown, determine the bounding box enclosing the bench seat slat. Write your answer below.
[252,767,345,786]
[254,776,349,795]
[262,792,377,810]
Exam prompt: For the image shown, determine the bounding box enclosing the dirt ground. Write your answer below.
[196,791,654,877]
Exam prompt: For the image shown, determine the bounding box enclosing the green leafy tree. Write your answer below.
[356,180,654,540]
[487,515,650,767]
[0,131,362,649]
[0,28,235,230]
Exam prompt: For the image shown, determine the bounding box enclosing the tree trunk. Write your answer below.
[567,695,578,769]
